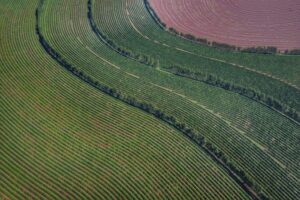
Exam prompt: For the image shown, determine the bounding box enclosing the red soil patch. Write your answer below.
[149,0,300,50]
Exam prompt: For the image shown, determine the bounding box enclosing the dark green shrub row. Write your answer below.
[143,0,166,29]
[88,0,159,67]
[168,65,299,123]
[170,27,278,54]
[211,41,237,51]
[284,49,300,55]
[36,3,268,199]
[241,46,278,54]
[169,28,210,45]
[204,142,268,200]
[184,33,208,45]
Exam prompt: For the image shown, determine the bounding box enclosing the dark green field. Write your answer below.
[0,0,299,199]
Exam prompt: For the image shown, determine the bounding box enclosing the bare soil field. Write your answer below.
[149,0,300,50]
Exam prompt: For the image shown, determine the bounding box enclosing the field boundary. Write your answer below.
[167,66,300,125]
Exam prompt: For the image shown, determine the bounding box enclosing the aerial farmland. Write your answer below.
[0,0,299,199]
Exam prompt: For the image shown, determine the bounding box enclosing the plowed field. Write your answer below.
[149,0,300,50]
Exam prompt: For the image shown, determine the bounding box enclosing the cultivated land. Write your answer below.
[149,0,300,51]
[95,0,300,117]
[0,0,299,199]
[0,0,252,199]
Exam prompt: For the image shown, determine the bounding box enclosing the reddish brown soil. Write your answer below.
[149,0,300,51]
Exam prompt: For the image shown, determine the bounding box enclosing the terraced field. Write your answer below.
[0,0,299,199]
[94,0,300,121]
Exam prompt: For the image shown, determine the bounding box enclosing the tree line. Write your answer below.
[36,1,268,199]
[169,24,279,54]
[143,0,167,29]
[284,49,300,55]
[168,65,299,123]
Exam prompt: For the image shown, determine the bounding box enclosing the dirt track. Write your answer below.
[149,0,300,50]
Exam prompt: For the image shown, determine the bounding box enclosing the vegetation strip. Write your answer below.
[167,66,300,124]
[88,0,299,124]
[172,47,300,91]
[143,0,300,55]
[36,1,268,199]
